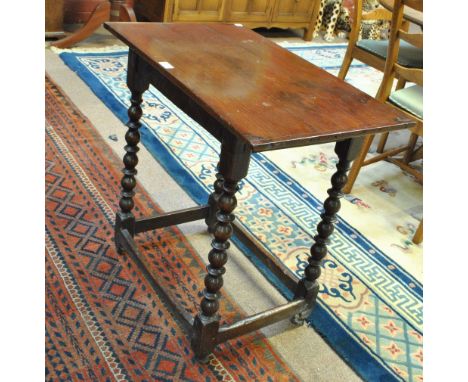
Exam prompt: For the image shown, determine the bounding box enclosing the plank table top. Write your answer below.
[104,22,414,152]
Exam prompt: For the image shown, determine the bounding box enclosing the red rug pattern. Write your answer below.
[45,76,301,382]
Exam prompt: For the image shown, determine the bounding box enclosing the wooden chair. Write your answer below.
[340,0,390,78]
[338,0,422,153]
[343,0,423,243]
[338,0,422,81]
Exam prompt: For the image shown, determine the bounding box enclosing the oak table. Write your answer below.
[104,22,414,360]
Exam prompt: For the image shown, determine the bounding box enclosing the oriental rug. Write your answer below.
[45,75,302,381]
[57,44,423,382]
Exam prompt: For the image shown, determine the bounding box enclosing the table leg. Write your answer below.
[292,138,363,324]
[205,162,224,233]
[115,51,150,252]
[192,140,251,360]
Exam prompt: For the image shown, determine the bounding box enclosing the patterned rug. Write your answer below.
[57,44,423,381]
[45,75,302,381]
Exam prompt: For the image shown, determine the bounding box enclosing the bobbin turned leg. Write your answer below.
[115,50,150,253]
[205,162,224,233]
[292,138,363,324]
[192,140,251,360]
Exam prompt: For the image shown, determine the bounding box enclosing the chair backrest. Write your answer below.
[348,0,393,43]
[376,0,423,101]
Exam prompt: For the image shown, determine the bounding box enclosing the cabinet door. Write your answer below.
[46,0,64,32]
[273,0,316,23]
[226,0,274,22]
[172,0,225,21]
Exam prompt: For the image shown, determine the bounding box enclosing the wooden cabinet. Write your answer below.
[173,0,226,21]
[133,0,319,40]
[273,0,316,23]
[46,0,65,37]
[226,0,274,22]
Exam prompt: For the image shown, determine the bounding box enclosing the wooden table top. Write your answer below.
[105,22,414,152]
[379,0,423,27]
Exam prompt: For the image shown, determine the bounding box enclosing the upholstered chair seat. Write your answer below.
[356,40,423,68]
[388,85,423,119]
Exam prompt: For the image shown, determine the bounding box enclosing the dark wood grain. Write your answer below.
[104,22,414,152]
[134,205,210,234]
[293,138,362,324]
[217,299,308,343]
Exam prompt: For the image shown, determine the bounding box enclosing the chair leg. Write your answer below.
[403,133,419,164]
[376,77,407,154]
[338,49,354,80]
[342,134,374,194]
[409,145,423,162]
[412,220,423,245]
[376,132,390,154]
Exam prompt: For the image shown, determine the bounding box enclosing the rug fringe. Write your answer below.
[47,41,342,53]
[48,45,128,54]
[277,41,347,48]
